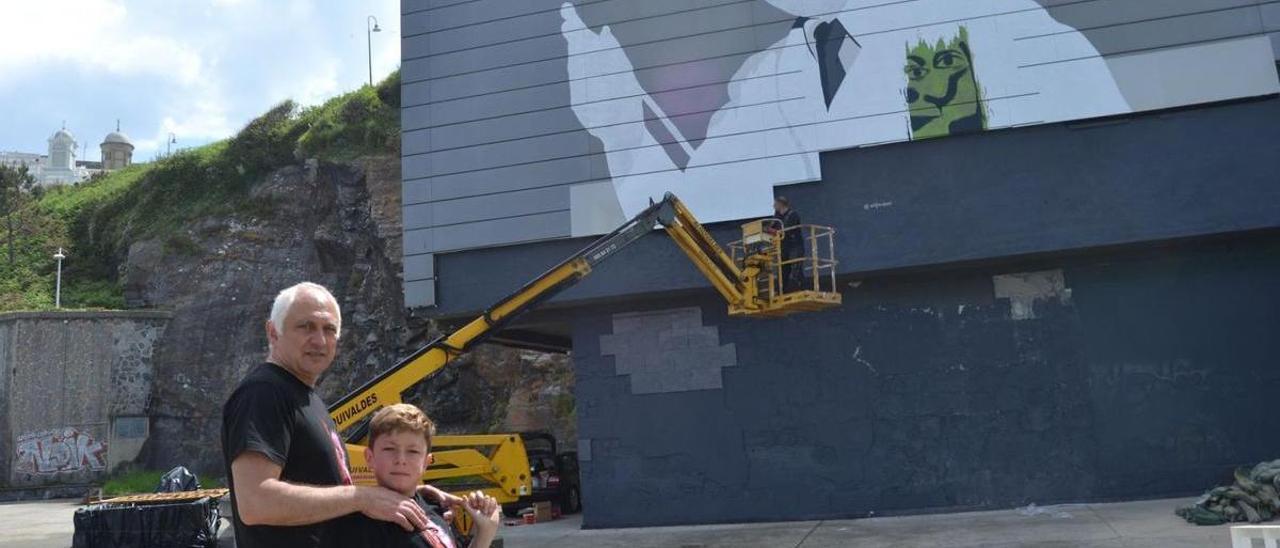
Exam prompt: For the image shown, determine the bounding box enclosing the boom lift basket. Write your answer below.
[730,220,841,317]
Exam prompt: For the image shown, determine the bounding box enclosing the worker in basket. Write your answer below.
[767,196,805,292]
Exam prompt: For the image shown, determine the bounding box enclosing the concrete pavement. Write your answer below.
[0,498,80,548]
[0,496,1236,547]
[500,498,1230,547]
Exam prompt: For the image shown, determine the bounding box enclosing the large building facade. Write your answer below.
[401,0,1280,527]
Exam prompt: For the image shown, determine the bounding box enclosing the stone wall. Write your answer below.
[571,232,1280,527]
[0,311,169,489]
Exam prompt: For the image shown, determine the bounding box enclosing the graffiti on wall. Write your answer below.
[14,427,108,475]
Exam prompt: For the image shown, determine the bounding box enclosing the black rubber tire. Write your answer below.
[564,486,581,514]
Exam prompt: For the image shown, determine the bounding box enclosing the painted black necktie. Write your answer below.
[814,19,848,110]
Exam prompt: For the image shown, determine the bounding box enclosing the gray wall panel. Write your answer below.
[407,155,595,203]
[404,228,433,255]
[402,13,559,61]
[408,33,568,82]
[401,0,430,15]
[402,127,431,158]
[403,87,570,153]
[402,202,434,231]
[407,211,574,256]
[403,179,431,206]
[404,253,435,282]
[1063,6,1265,57]
[1265,1,1280,29]
[400,76,431,107]
[416,104,584,156]
[401,56,567,106]
[1262,2,1280,55]
[406,186,570,230]
[404,279,436,305]
[403,80,572,134]
[405,1,560,36]
[1042,0,1258,30]
[408,131,594,179]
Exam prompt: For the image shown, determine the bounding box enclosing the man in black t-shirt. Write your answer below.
[221,282,459,548]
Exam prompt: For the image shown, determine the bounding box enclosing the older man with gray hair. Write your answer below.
[221,282,456,548]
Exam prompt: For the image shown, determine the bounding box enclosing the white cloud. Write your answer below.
[296,59,342,106]
[0,0,205,85]
[0,0,404,160]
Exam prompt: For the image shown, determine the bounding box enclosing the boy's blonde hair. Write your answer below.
[368,403,437,448]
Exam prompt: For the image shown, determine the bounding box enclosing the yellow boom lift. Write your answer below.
[329,192,841,515]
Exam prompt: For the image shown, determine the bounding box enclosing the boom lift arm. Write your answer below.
[330,192,839,501]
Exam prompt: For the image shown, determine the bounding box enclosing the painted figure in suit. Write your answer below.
[560,0,1129,222]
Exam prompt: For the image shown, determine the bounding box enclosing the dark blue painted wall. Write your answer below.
[423,94,1280,527]
[432,96,1280,317]
[572,233,1280,527]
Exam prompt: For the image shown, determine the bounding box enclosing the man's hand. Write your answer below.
[358,485,429,532]
[461,491,502,547]
[417,484,464,509]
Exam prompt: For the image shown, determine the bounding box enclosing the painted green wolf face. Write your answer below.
[905,27,986,139]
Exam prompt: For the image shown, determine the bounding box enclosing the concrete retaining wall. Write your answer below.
[0,311,170,489]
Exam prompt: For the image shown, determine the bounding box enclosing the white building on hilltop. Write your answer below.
[41,127,82,185]
[0,123,134,187]
[100,124,134,171]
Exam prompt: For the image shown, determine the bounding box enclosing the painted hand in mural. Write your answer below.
[559,1,661,165]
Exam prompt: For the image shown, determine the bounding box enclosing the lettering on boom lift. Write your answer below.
[336,394,378,427]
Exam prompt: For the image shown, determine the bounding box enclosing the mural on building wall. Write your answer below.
[14,427,108,476]
[558,0,1280,231]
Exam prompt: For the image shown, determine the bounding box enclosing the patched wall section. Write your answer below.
[0,312,169,489]
[599,307,736,394]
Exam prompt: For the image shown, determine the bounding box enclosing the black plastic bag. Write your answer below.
[156,466,200,493]
[73,497,220,548]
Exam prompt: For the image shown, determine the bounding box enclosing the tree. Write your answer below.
[0,164,37,266]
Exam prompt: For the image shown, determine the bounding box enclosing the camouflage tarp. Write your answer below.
[1176,459,1280,526]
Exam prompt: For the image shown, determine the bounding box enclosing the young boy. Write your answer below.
[343,403,501,548]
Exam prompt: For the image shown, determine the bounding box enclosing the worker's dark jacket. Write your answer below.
[778,208,804,256]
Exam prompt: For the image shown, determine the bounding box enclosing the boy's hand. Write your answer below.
[461,491,501,544]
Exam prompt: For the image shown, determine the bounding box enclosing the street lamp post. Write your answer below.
[53,247,65,309]
[167,133,176,156]
[367,15,381,87]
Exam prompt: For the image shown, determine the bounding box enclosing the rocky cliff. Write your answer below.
[123,156,573,476]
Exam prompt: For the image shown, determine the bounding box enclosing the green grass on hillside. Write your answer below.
[0,71,400,312]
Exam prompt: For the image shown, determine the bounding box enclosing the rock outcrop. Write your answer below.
[123,156,574,477]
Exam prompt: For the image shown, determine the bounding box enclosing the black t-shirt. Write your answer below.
[221,362,354,548]
[335,494,462,548]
